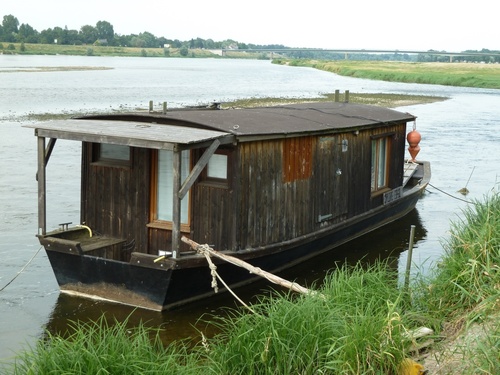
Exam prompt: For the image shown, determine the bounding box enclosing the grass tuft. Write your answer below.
[7,315,198,375]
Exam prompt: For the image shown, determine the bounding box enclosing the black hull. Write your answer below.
[44,166,429,311]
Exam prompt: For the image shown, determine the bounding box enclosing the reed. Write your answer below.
[201,262,414,374]
[414,191,500,322]
[7,315,198,375]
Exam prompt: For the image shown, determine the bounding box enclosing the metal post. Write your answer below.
[404,225,416,289]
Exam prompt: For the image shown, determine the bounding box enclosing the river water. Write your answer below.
[1,55,499,361]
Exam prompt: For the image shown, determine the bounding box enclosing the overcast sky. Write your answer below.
[3,0,498,51]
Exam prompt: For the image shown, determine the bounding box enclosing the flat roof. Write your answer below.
[25,119,235,150]
[25,102,415,147]
[161,102,415,136]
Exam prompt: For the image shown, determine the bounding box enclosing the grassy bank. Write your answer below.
[3,193,498,374]
[274,59,500,89]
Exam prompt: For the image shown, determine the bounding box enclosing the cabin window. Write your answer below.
[207,153,228,179]
[93,143,131,166]
[100,144,130,161]
[199,149,231,188]
[148,150,190,231]
[371,137,390,192]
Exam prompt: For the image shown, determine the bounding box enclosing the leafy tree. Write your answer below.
[130,35,145,48]
[66,29,80,45]
[169,39,183,48]
[138,31,157,47]
[205,38,216,49]
[2,14,19,42]
[96,20,114,44]
[39,28,55,44]
[179,46,189,56]
[80,25,97,44]
[114,34,130,47]
[52,26,68,44]
[17,23,39,43]
[190,37,205,49]
[157,36,168,47]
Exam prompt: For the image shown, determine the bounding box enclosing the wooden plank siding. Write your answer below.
[79,121,407,256]
[81,143,151,260]
[234,123,407,250]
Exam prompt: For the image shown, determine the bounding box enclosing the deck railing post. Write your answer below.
[37,136,47,235]
[171,147,182,256]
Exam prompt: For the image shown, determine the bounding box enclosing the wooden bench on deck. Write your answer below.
[38,227,126,259]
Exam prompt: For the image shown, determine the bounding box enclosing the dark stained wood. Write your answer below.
[37,136,47,235]
[81,145,150,256]
[76,111,407,260]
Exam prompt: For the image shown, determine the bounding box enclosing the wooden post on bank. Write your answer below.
[404,225,416,289]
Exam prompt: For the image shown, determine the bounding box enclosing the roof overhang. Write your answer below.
[24,119,235,150]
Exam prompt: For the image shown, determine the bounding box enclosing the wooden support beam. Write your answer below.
[45,138,57,166]
[37,136,47,235]
[171,147,182,255]
[179,139,220,199]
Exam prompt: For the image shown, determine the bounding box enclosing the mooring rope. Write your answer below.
[196,244,256,313]
[427,183,475,204]
[0,246,43,292]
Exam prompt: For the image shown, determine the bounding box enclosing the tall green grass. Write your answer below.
[196,263,417,374]
[415,192,500,322]
[6,316,199,375]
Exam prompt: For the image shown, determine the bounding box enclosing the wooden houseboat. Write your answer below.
[26,101,430,311]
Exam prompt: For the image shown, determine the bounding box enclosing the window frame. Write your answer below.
[147,149,191,233]
[199,148,232,188]
[370,134,392,195]
[91,143,131,168]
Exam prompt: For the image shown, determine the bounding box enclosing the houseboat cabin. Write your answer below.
[27,102,430,310]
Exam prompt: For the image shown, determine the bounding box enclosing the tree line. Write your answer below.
[1,14,499,63]
[0,14,284,50]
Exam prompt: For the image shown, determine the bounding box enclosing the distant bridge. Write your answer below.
[220,48,500,62]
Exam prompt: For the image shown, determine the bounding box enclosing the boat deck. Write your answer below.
[403,162,419,187]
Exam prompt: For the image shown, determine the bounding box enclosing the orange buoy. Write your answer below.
[407,129,421,162]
